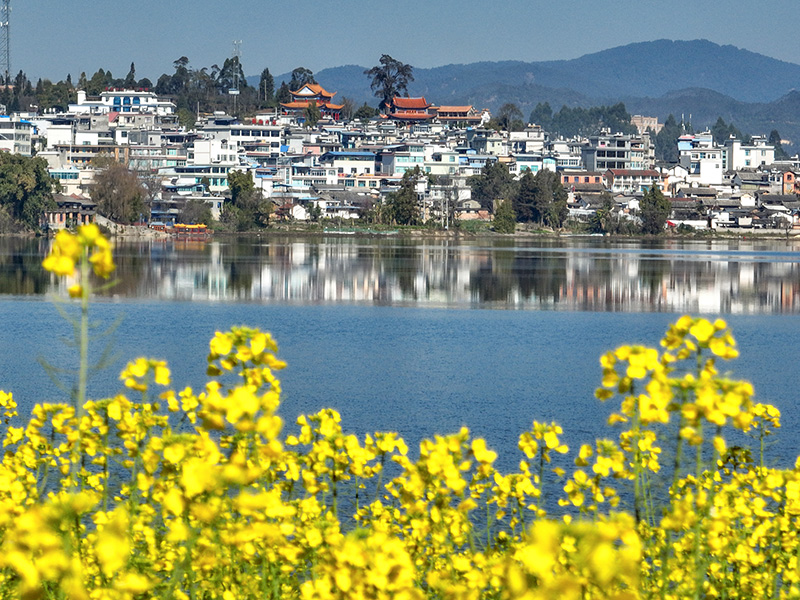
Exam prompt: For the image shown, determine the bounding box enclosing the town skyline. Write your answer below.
[17,0,800,83]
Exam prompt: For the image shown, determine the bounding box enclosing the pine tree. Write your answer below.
[493,199,516,233]
[639,185,671,234]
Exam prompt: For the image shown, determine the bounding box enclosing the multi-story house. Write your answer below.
[466,128,509,156]
[604,169,666,194]
[0,115,33,155]
[509,126,546,154]
[319,151,377,176]
[378,143,426,175]
[678,131,724,186]
[723,135,775,170]
[70,89,176,116]
[433,105,485,127]
[581,133,654,172]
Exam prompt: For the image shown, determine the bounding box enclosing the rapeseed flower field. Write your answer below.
[0,224,796,598]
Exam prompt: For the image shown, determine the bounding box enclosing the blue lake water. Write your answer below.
[1,234,800,472]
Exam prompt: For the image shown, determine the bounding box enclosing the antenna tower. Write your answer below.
[0,0,10,84]
[232,40,241,90]
[229,40,242,115]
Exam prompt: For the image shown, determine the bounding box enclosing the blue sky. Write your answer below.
[18,0,800,82]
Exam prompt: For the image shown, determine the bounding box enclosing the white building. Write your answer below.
[318,151,376,176]
[678,131,723,186]
[70,89,176,116]
[0,116,33,156]
[724,136,775,171]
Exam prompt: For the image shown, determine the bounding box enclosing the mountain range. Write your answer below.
[253,39,800,151]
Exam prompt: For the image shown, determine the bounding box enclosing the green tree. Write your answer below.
[176,108,196,130]
[769,129,790,160]
[123,62,136,88]
[518,169,568,228]
[364,54,414,113]
[589,191,617,234]
[495,103,524,131]
[493,199,516,233]
[91,163,146,224]
[654,114,683,162]
[0,154,57,230]
[228,170,255,205]
[710,116,749,146]
[259,68,275,105]
[639,184,671,234]
[180,199,213,225]
[86,69,108,95]
[275,82,291,104]
[225,170,272,230]
[529,102,553,129]
[513,170,536,222]
[305,101,321,128]
[353,103,379,122]
[289,67,315,90]
[469,161,517,212]
[340,96,356,121]
[386,168,421,225]
[217,56,247,92]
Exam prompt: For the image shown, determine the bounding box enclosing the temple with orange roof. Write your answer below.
[280,83,343,121]
[388,97,433,122]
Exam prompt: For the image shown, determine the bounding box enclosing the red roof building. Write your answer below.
[280,83,343,121]
[604,169,667,194]
[389,97,433,122]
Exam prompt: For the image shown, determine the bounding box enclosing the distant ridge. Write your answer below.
[251,40,800,151]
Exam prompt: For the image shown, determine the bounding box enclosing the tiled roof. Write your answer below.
[392,97,430,109]
[435,105,474,113]
[291,83,335,99]
[280,101,343,110]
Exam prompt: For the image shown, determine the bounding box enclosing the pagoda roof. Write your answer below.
[280,101,343,111]
[291,83,336,99]
[392,97,430,109]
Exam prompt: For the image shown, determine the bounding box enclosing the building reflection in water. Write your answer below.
[27,235,800,314]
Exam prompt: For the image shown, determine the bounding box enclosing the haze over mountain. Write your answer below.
[256,39,800,150]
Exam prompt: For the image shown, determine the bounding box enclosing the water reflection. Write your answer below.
[13,234,800,313]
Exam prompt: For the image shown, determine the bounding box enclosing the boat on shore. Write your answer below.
[151,223,212,239]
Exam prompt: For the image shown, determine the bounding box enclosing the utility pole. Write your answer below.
[229,40,242,117]
[0,0,10,85]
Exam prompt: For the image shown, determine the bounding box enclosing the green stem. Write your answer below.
[78,249,90,415]
[70,250,91,491]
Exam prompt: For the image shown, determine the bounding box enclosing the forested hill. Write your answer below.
[258,40,800,150]
[265,39,800,107]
